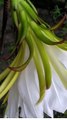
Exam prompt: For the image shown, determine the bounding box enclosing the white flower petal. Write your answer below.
[45,45,67,88]
[43,67,67,117]
[51,46,67,69]
[18,59,43,118]
[43,99,53,118]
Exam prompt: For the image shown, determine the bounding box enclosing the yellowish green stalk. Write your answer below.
[30,33,46,104]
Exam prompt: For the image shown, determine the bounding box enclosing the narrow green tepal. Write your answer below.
[29,21,64,45]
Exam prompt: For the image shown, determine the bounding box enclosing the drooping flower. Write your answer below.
[0,0,67,118]
[5,45,67,118]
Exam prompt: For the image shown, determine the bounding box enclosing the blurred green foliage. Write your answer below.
[50,5,62,21]
[0,0,3,6]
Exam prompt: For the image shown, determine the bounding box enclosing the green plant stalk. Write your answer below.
[9,30,34,71]
[2,93,8,105]
[0,72,20,99]
[20,0,38,21]
[31,34,46,104]
[29,21,64,45]
[34,36,52,89]
[40,26,67,50]
[0,41,25,99]
[0,42,24,81]
[50,14,66,30]
[17,5,28,41]
[0,43,24,93]
[10,0,18,9]
[26,0,37,14]
[11,10,19,28]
